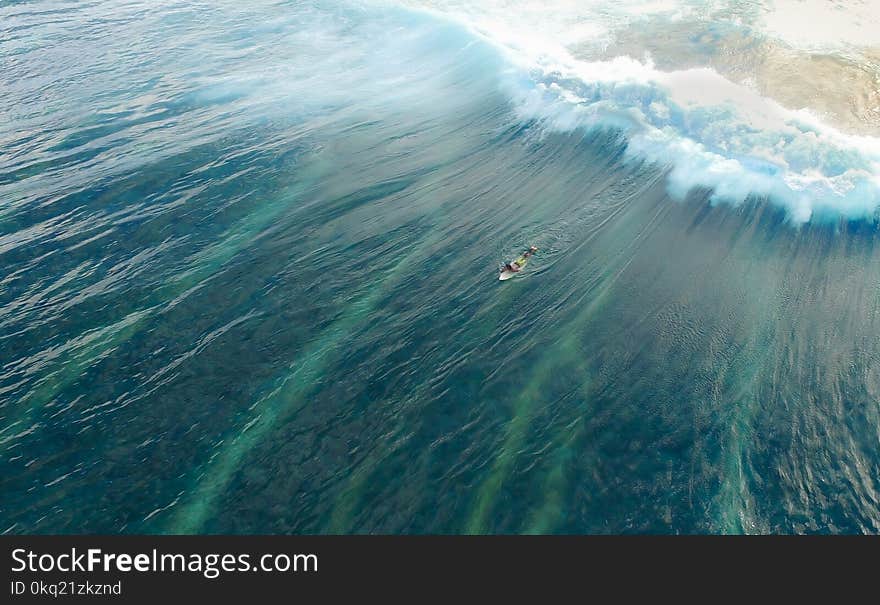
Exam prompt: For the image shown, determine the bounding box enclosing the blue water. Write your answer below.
[2,0,880,534]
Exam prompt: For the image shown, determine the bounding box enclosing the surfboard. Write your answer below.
[499,255,529,280]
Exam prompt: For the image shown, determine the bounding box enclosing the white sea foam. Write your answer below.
[511,55,880,222]
[761,0,880,52]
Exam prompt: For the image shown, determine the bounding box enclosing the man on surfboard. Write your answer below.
[503,245,538,273]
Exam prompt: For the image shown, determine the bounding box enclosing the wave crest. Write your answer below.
[496,49,880,223]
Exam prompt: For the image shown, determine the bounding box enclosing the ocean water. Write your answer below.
[2,0,880,534]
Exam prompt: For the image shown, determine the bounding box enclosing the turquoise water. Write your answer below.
[2,1,880,534]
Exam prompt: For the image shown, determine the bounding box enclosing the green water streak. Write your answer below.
[714,319,778,534]
[463,194,669,534]
[322,169,619,534]
[167,231,444,533]
[464,275,617,534]
[524,373,591,534]
[1,172,326,449]
[324,279,526,533]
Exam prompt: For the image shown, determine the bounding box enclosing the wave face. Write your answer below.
[2,1,880,534]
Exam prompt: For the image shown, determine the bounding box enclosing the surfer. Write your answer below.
[503,245,538,273]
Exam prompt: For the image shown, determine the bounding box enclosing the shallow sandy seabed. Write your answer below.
[597,22,880,137]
